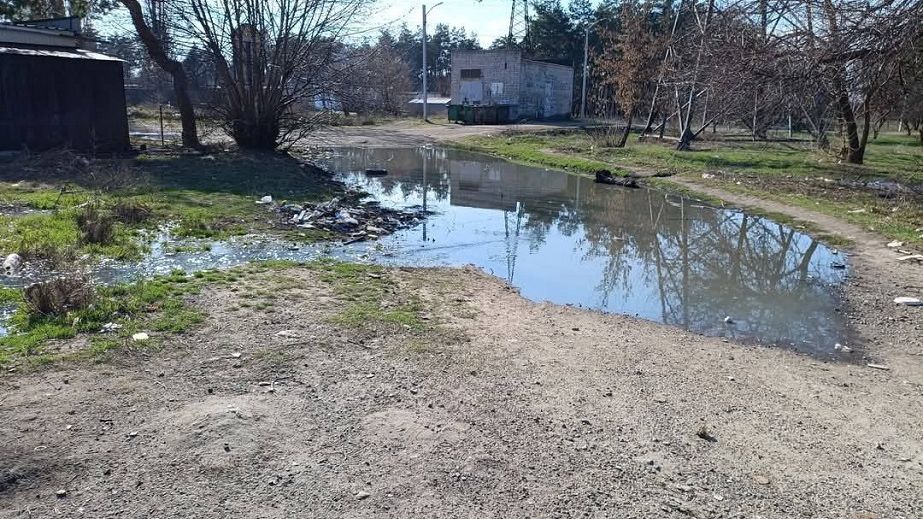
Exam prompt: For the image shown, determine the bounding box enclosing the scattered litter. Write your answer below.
[896,254,923,262]
[273,191,429,242]
[3,253,22,275]
[131,332,149,342]
[275,330,300,338]
[365,168,388,176]
[723,316,735,325]
[230,352,242,358]
[831,262,846,269]
[894,297,922,306]
[594,170,639,188]
[833,342,852,353]
[867,363,890,370]
[887,240,904,248]
[256,195,273,204]
[701,173,715,179]
[101,322,122,333]
[847,208,866,214]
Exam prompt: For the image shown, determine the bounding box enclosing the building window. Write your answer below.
[491,82,504,95]
[460,69,482,79]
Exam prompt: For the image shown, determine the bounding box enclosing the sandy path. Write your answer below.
[0,266,921,518]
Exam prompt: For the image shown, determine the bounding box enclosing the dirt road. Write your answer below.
[1,122,921,517]
[0,264,921,518]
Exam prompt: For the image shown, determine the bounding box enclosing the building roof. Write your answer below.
[408,96,452,104]
[0,45,122,61]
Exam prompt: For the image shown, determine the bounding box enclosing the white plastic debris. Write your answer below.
[3,253,22,275]
[131,332,150,342]
[894,297,922,306]
[101,322,123,333]
[256,195,273,204]
[887,240,904,248]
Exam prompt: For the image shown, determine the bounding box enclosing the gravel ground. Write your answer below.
[0,260,920,518]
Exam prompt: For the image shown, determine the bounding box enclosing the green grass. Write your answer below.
[309,259,427,331]
[0,262,305,367]
[0,151,341,264]
[458,129,923,245]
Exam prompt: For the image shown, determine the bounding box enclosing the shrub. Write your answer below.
[23,276,94,316]
[76,205,115,244]
[112,199,151,224]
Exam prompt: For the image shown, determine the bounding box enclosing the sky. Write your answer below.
[366,0,538,47]
[97,0,582,49]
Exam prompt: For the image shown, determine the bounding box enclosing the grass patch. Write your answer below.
[459,129,923,245]
[309,259,427,332]
[0,268,238,366]
[0,150,342,264]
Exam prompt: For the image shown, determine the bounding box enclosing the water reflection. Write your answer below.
[321,147,849,355]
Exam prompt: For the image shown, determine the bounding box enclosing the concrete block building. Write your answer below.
[449,49,573,120]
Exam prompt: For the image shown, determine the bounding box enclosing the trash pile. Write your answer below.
[261,193,429,243]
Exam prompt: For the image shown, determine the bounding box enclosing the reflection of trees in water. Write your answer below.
[513,176,844,349]
[329,148,845,350]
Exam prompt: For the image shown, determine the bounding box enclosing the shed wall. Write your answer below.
[0,53,129,152]
[518,59,573,119]
[450,49,521,111]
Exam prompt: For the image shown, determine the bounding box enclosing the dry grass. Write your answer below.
[76,205,115,244]
[23,277,95,317]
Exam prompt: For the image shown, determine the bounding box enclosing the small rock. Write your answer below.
[753,475,770,485]
[696,425,718,443]
[55,489,67,498]
[355,491,371,500]
[131,332,149,342]
[230,352,242,358]
[894,297,922,306]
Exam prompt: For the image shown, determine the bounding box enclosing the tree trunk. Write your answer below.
[835,88,863,164]
[120,0,201,150]
[616,108,634,148]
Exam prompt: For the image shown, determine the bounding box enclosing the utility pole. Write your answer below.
[422,3,443,122]
[580,26,589,119]
[580,17,610,120]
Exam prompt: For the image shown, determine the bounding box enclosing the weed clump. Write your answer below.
[23,276,94,316]
[112,200,151,224]
[76,205,115,244]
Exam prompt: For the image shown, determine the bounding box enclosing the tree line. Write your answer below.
[2,0,921,158]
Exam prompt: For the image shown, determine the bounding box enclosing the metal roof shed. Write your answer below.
[0,21,130,153]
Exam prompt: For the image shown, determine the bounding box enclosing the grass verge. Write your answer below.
[458,129,923,245]
[0,150,342,265]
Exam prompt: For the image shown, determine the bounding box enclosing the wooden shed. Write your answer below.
[0,18,129,153]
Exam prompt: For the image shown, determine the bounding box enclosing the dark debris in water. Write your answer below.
[271,191,429,244]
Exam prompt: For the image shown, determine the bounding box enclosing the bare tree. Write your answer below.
[177,0,371,149]
[594,0,663,147]
[120,0,201,149]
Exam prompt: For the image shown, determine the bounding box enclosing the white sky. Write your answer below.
[365,0,530,47]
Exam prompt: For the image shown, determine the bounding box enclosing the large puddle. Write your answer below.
[320,147,850,355]
[0,146,851,356]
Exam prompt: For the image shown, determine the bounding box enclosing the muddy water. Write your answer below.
[319,147,850,355]
[0,146,850,355]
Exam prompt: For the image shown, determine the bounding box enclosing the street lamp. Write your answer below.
[580,17,610,120]
[422,2,444,122]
